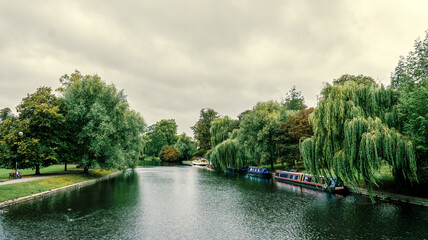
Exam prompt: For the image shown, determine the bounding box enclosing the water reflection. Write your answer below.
[0,166,427,240]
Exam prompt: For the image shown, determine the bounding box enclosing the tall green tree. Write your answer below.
[144,119,178,157]
[63,72,145,172]
[275,108,314,168]
[174,133,196,160]
[282,86,307,110]
[300,77,417,199]
[15,87,65,174]
[397,78,428,169]
[210,116,239,148]
[0,111,19,170]
[390,31,428,174]
[238,101,281,170]
[391,30,428,89]
[191,108,219,156]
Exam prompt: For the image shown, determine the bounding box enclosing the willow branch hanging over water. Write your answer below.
[206,138,245,170]
[300,78,417,199]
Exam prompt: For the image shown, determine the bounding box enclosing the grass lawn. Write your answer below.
[0,164,81,182]
[0,169,116,202]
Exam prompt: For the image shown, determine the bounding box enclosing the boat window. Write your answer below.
[307,177,312,182]
[294,175,299,180]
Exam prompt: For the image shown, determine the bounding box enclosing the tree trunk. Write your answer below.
[270,159,274,171]
[83,166,89,174]
[35,165,40,175]
[64,162,67,171]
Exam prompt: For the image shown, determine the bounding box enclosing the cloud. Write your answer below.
[1,0,428,135]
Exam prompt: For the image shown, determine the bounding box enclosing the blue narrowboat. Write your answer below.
[247,166,272,179]
[274,170,345,192]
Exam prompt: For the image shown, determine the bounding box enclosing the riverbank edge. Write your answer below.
[0,170,123,209]
[346,186,428,207]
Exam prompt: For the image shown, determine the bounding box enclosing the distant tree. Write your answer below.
[145,119,178,157]
[174,133,196,160]
[391,30,428,89]
[191,108,219,156]
[282,86,307,110]
[15,87,65,174]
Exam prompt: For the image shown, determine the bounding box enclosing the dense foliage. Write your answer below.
[159,145,180,162]
[191,108,219,156]
[275,108,314,167]
[300,76,417,198]
[391,31,428,175]
[210,116,239,148]
[63,73,146,172]
[174,133,197,160]
[397,79,428,170]
[206,87,311,171]
[0,71,146,174]
[391,31,428,89]
[0,87,65,174]
[144,119,178,157]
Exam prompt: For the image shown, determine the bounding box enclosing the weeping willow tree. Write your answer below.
[300,76,417,199]
[210,116,239,148]
[206,134,246,170]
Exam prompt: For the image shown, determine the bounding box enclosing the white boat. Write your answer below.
[192,158,208,166]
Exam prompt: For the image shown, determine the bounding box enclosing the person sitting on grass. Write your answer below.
[15,170,22,179]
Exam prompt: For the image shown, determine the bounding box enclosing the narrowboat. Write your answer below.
[247,166,272,179]
[274,170,345,192]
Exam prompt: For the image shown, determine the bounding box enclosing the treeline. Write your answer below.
[193,87,312,171]
[143,119,196,162]
[197,31,428,195]
[0,71,146,174]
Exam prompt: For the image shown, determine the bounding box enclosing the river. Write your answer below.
[0,166,427,239]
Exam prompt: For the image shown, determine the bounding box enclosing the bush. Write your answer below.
[159,146,180,162]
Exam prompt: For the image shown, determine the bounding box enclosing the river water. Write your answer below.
[0,166,427,239]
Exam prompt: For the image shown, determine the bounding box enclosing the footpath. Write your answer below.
[348,186,428,207]
[0,170,83,186]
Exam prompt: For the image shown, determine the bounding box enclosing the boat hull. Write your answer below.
[247,166,272,179]
[274,171,346,193]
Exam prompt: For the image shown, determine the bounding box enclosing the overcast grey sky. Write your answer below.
[1,0,427,136]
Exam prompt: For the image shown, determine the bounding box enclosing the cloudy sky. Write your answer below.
[1,0,427,136]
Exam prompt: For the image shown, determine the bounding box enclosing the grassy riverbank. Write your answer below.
[0,164,81,182]
[0,169,115,202]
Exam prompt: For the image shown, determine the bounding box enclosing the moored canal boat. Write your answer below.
[247,166,272,179]
[274,170,345,192]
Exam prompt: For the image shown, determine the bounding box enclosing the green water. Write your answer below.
[0,166,427,239]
